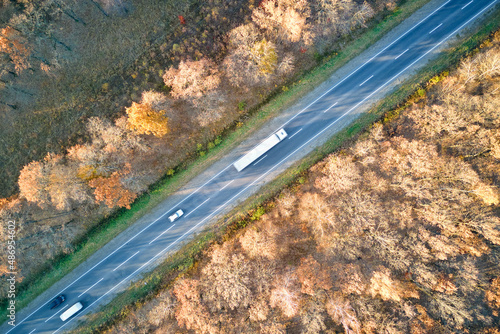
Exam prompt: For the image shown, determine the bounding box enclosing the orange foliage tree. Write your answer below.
[173,279,216,333]
[0,26,31,74]
[18,153,89,210]
[88,164,137,209]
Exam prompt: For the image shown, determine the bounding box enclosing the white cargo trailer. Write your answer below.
[233,129,287,172]
[60,302,83,321]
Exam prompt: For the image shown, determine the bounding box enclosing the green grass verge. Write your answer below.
[71,231,215,334]
[0,0,435,323]
[67,4,500,334]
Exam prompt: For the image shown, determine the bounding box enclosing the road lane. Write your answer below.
[3,0,498,332]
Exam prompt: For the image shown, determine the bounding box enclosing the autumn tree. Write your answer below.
[18,153,89,210]
[68,117,147,182]
[298,192,335,241]
[46,161,91,210]
[326,293,360,334]
[18,160,48,206]
[313,0,374,36]
[249,297,270,322]
[315,155,361,195]
[87,116,146,153]
[252,0,313,45]
[194,90,227,127]
[223,23,294,88]
[0,26,31,74]
[239,220,279,260]
[163,57,220,100]
[300,298,327,334]
[369,267,418,302]
[330,263,367,296]
[201,244,252,311]
[88,164,137,209]
[296,255,332,295]
[125,101,169,137]
[485,277,500,316]
[457,47,500,85]
[173,279,217,333]
[270,270,301,318]
[147,291,176,327]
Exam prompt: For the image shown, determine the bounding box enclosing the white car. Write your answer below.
[168,209,184,222]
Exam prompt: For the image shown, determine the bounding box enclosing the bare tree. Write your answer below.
[201,244,252,311]
[270,270,301,318]
[326,293,360,334]
[163,57,220,100]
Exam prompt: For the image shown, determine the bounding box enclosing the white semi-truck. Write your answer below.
[233,129,288,172]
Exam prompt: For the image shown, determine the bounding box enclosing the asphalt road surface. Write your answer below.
[4,0,499,332]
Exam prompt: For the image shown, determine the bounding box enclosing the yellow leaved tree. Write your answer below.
[125,101,168,137]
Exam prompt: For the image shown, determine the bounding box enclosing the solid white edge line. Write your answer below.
[197,0,500,245]
[44,305,69,323]
[253,155,268,166]
[219,179,235,191]
[323,101,338,113]
[112,251,140,272]
[10,2,456,329]
[169,164,232,208]
[395,48,410,59]
[429,22,443,34]
[148,224,176,245]
[272,0,452,131]
[53,2,499,333]
[77,278,104,298]
[6,0,479,332]
[6,136,237,334]
[184,198,211,218]
[288,129,303,139]
[462,0,474,9]
[359,75,374,86]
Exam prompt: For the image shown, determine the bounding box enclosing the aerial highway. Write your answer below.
[3,0,498,332]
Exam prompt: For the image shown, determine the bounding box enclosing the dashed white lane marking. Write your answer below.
[10,2,456,329]
[44,305,68,323]
[288,129,303,139]
[219,180,235,191]
[395,48,409,59]
[149,225,176,245]
[207,0,500,236]
[462,0,474,9]
[53,3,499,334]
[429,23,443,34]
[324,101,338,113]
[78,278,104,298]
[184,198,210,218]
[113,251,140,272]
[13,0,493,333]
[359,75,374,86]
[271,0,453,133]
[253,155,268,166]
[28,329,36,334]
